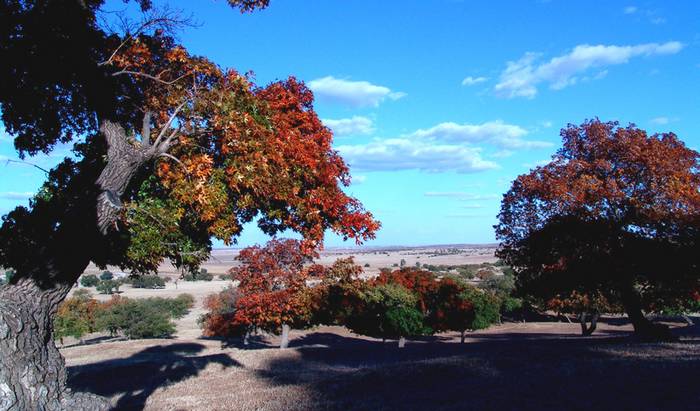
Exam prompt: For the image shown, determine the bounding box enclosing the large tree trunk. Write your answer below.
[0,278,110,410]
[0,119,167,409]
[620,285,676,341]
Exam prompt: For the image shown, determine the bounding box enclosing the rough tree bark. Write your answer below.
[0,119,171,410]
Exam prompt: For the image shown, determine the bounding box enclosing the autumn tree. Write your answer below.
[428,277,474,343]
[229,239,317,348]
[496,119,700,341]
[0,1,378,409]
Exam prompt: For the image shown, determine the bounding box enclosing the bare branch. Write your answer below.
[111,70,192,85]
[3,159,49,174]
[157,152,184,167]
[152,101,187,148]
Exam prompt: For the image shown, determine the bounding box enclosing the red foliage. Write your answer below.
[375,268,439,313]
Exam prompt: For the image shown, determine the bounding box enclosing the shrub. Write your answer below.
[131,275,166,289]
[54,289,99,344]
[99,270,114,281]
[363,263,370,268]
[94,295,191,339]
[218,274,231,281]
[200,286,244,337]
[459,286,501,330]
[183,268,214,281]
[4,270,14,284]
[96,279,120,294]
[475,268,496,281]
[80,274,100,287]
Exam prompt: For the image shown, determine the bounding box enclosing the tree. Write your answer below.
[54,289,100,345]
[0,1,379,408]
[428,277,474,343]
[99,270,113,281]
[346,283,429,348]
[496,119,700,341]
[80,274,100,287]
[229,239,317,348]
[95,279,120,294]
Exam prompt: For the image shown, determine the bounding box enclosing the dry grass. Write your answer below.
[63,320,700,411]
[65,247,700,410]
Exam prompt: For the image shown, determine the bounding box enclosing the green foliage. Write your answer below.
[347,283,430,340]
[4,269,15,283]
[459,286,501,331]
[80,274,100,287]
[99,270,113,281]
[96,279,120,294]
[54,289,99,343]
[95,295,192,339]
[131,275,166,289]
[183,268,214,281]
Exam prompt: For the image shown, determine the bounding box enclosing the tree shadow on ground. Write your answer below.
[252,320,700,410]
[67,342,242,410]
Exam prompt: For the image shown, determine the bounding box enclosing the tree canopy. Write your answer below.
[496,119,700,338]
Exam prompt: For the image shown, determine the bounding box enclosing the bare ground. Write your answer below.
[64,247,700,410]
[63,315,700,410]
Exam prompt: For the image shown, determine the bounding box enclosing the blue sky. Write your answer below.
[1,0,699,247]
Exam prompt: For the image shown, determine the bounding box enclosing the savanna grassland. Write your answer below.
[63,246,700,411]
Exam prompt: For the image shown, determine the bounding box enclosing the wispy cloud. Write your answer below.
[424,192,500,201]
[650,116,678,125]
[308,76,405,107]
[494,41,683,99]
[623,6,638,14]
[0,191,34,200]
[338,139,498,173]
[461,76,489,86]
[336,119,551,174]
[323,116,375,136]
[408,121,551,149]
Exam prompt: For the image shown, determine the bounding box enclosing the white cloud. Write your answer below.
[461,76,489,86]
[424,192,500,200]
[308,76,406,107]
[0,191,33,200]
[352,175,367,184]
[650,116,669,125]
[624,6,638,14]
[523,159,551,169]
[335,119,552,174]
[323,116,375,136]
[337,139,498,173]
[409,121,551,149]
[494,41,684,99]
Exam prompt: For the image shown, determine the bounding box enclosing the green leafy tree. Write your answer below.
[347,283,430,348]
[99,271,113,281]
[0,1,378,408]
[95,279,120,295]
[80,274,100,287]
